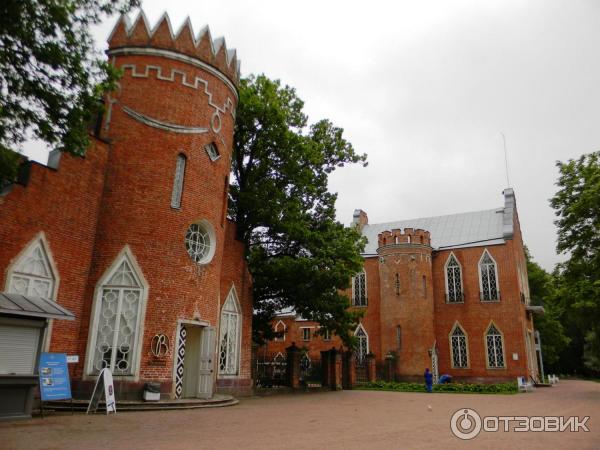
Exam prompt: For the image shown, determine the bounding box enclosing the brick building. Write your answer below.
[0,13,252,399]
[264,189,543,383]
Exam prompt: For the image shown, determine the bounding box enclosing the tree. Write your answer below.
[0,0,138,185]
[525,248,569,368]
[550,151,600,373]
[230,74,368,345]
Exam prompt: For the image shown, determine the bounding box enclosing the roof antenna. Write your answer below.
[501,132,511,188]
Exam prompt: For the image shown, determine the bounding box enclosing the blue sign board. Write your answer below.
[39,353,72,401]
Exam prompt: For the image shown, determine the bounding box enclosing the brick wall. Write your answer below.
[0,141,110,362]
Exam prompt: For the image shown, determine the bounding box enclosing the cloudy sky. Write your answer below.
[24,0,600,270]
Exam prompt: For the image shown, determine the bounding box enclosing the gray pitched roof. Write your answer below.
[0,293,75,321]
[361,197,515,255]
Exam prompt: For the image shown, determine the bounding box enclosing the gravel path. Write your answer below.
[1,380,599,449]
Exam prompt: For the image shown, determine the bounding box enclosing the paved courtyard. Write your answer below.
[1,380,599,449]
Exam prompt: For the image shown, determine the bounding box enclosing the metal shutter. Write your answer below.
[0,325,40,375]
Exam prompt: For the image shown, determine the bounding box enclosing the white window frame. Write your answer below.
[84,246,149,380]
[351,270,367,307]
[322,328,331,341]
[5,232,60,352]
[5,232,60,301]
[479,249,500,302]
[218,285,242,376]
[170,153,186,209]
[444,252,464,303]
[449,322,469,369]
[301,327,311,341]
[274,320,286,342]
[354,323,369,363]
[185,219,217,265]
[204,142,221,162]
[485,322,506,369]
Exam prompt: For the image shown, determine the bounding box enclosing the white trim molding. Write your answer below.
[478,249,500,301]
[84,245,149,381]
[217,284,242,377]
[444,252,463,303]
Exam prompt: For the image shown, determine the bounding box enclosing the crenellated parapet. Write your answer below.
[377,228,431,248]
[107,12,240,87]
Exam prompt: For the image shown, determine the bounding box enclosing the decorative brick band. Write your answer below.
[118,61,236,120]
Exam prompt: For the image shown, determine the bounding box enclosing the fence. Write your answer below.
[254,352,288,387]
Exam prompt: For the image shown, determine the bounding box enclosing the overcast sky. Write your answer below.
[23,0,600,271]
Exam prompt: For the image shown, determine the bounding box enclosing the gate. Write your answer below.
[254,352,288,387]
[300,352,321,385]
[354,351,368,383]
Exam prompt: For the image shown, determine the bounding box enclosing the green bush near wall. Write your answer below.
[357,381,518,394]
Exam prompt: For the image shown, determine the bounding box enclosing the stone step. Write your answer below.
[43,395,238,412]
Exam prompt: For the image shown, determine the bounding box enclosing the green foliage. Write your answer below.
[358,381,518,394]
[525,248,570,367]
[231,74,368,346]
[0,0,138,185]
[550,151,600,373]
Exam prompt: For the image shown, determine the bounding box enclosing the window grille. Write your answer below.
[171,154,186,208]
[445,254,463,303]
[185,223,211,263]
[219,289,241,375]
[480,251,499,301]
[395,273,400,296]
[354,325,368,364]
[450,325,468,368]
[92,259,142,375]
[8,242,55,300]
[396,325,402,351]
[486,324,505,368]
[352,271,367,306]
[204,143,220,161]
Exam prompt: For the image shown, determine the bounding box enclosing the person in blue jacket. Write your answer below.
[424,368,433,392]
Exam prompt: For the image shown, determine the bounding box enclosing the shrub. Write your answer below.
[357,380,518,394]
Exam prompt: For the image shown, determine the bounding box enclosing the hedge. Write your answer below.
[356,380,518,394]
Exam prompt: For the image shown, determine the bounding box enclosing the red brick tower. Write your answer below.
[75,13,242,393]
[377,229,436,379]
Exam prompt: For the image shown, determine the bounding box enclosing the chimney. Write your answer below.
[352,209,368,232]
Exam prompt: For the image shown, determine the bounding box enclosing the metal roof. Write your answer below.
[0,293,75,321]
[361,207,508,255]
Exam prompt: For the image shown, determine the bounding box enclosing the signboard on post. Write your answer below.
[39,353,72,401]
[86,368,117,415]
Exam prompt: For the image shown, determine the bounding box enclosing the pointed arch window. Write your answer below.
[486,324,505,368]
[352,270,367,306]
[445,254,463,303]
[354,324,369,364]
[479,250,499,301]
[171,153,186,208]
[450,324,469,368]
[274,320,286,342]
[219,287,241,375]
[89,252,145,376]
[7,236,57,300]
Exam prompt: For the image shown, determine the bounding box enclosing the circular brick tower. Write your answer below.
[78,13,241,392]
[377,228,435,379]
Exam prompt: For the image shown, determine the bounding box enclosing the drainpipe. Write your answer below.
[535,330,545,383]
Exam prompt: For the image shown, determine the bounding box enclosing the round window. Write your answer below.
[185,221,216,264]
